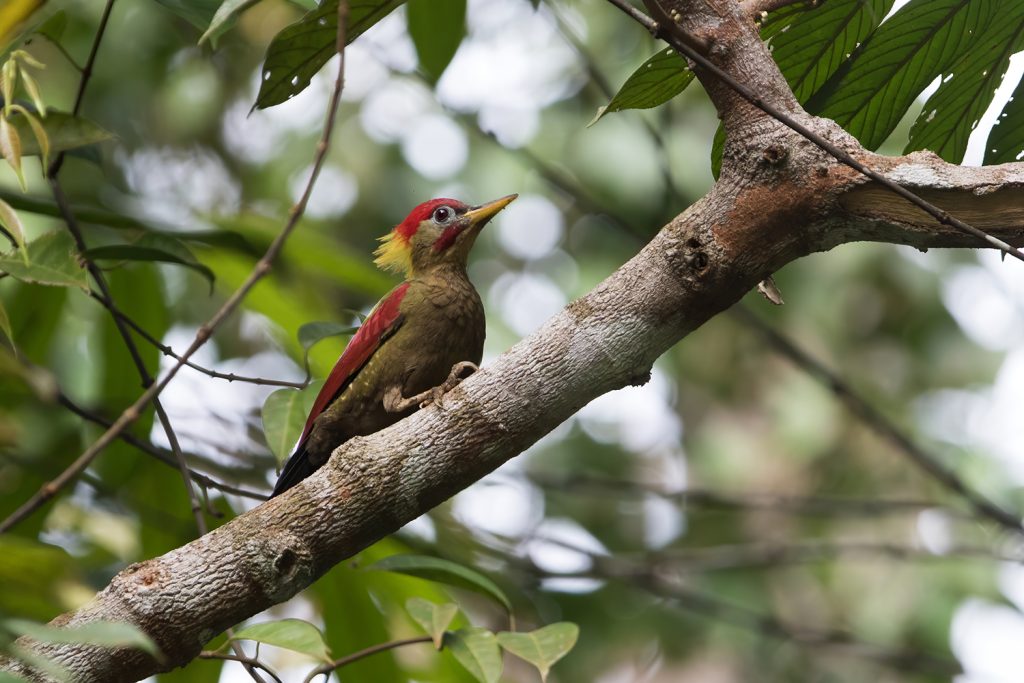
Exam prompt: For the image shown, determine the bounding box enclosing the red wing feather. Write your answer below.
[297,283,409,445]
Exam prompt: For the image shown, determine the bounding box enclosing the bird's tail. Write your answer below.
[271,443,317,497]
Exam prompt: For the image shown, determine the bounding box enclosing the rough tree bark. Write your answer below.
[3,0,1023,679]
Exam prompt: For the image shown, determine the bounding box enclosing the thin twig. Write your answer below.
[46,0,115,178]
[0,0,350,535]
[197,651,283,683]
[603,0,1024,262]
[302,636,433,683]
[734,306,1024,534]
[526,472,967,518]
[56,390,267,500]
[49,173,210,536]
[88,289,307,389]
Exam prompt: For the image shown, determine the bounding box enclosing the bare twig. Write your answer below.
[56,389,267,500]
[735,306,1024,535]
[88,289,307,389]
[603,0,1024,263]
[302,636,433,683]
[526,471,967,518]
[197,651,283,683]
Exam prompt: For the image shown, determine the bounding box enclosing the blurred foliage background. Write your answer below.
[1,0,1023,681]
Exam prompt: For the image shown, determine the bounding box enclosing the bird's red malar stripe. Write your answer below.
[296,282,411,444]
[433,225,462,252]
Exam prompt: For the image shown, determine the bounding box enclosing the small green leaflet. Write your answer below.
[298,319,359,376]
[709,122,725,179]
[231,619,332,663]
[255,0,408,110]
[298,320,361,351]
[407,0,466,83]
[84,234,215,291]
[497,623,579,682]
[200,0,257,45]
[0,297,12,346]
[4,619,160,657]
[262,383,321,464]
[446,628,502,683]
[591,48,694,125]
[0,196,27,263]
[0,116,25,190]
[0,346,57,399]
[152,0,222,32]
[370,554,512,613]
[985,74,1024,165]
[0,672,33,683]
[406,598,459,648]
[0,230,88,290]
[34,11,68,44]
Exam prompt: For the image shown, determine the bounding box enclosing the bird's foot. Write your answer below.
[422,361,478,408]
[382,362,479,413]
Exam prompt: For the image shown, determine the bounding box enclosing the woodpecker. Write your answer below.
[271,194,517,496]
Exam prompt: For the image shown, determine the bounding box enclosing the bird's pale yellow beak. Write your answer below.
[465,194,517,227]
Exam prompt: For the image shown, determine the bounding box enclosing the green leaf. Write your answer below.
[200,0,258,44]
[710,122,725,179]
[34,11,67,44]
[446,628,502,683]
[4,619,160,657]
[13,108,48,169]
[84,234,215,291]
[497,623,579,682]
[370,555,512,613]
[770,0,895,103]
[590,48,694,125]
[151,0,222,31]
[406,598,458,649]
[297,319,359,371]
[0,345,57,399]
[0,672,34,682]
[0,115,25,190]
[407,0,465,83]
[231,619,332,663]
[6,110,113,157]
[807,0,996,149]
[907,10,1024,162]
[0,230,88,290]
[0,296,11,346]
[298,320,361,351]
[261,387,312,464]
[255,0,408,110]
[0,197,27,263]
[985,72,1024,165]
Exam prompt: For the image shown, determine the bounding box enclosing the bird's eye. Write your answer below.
[432,206,452,224]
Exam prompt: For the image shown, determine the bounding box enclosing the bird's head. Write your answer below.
[374,194,517,277]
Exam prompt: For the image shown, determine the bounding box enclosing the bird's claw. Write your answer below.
[384,362,480,413]
[421,362,479,409]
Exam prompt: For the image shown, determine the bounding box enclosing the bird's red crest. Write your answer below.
[375,198,466,274]
[394,198,464,241]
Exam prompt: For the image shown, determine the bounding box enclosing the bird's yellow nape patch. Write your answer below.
[373,230,414,276]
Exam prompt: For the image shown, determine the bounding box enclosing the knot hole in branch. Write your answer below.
[683,237,711,277]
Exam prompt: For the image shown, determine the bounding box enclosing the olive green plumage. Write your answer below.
[272,195,516,496]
